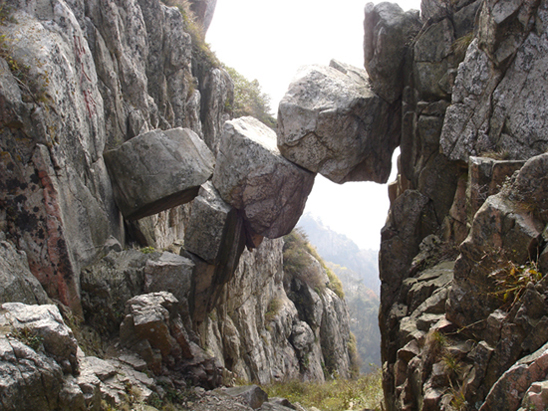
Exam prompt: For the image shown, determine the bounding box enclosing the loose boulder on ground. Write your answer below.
[1,302,79,374]
[212,117,315,239]
[277,60,400,184]
[104,128,215,220]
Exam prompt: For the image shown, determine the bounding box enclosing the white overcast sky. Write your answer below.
[207,0,422,250]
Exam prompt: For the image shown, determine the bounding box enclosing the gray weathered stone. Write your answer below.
[81,249,151,336]
[1,302,79,374]
[223,385,268,409]
[0,240,48,305]
[144,252,194,316]
[104,128,215,220]
[185,182,245,267]
[277,61,400,184]
[364,2,421,103]
[212,117,315,239]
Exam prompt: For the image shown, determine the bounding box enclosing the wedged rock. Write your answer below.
[0,239,48,305]
[1,302,79,374]
[277,60,400,184]
[212,117,315,239]
[364,2,421,103]
[184,183,247,322]
[104,128,215,220]
[185,182,246,267]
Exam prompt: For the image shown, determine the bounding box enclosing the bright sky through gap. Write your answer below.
[207,0,422,251]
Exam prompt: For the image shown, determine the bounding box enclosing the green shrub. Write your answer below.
[265,297,283,323]
[262,367,383,411]
[8,326,43,351]
[489,260,543,307]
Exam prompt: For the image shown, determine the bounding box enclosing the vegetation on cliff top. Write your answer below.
[283,228,344,298]
[223,64,277,129]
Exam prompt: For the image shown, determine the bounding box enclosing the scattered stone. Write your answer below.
[223,385,268,409]
[277,60,400,184]
[104,128,215,220]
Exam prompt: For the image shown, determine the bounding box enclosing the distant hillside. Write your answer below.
[328,262,381,370]
[297,214,381,372]
[297,213,380,294]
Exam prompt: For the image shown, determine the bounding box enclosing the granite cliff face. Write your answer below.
[371,0,548,410]
[4,0,548,409]
[0,0,355,409]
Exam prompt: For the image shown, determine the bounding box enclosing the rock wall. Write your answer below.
[197,238,353,384]
[372,0,548,410]
[0,0,355,406]
[0,0,232,315]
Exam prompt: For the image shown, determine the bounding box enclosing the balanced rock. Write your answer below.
[184,182,246,321]
[212,117,315,239]
[364,2,421,103]
[277,60,400,184]
[185,182,245,267]
[104,128,215,220]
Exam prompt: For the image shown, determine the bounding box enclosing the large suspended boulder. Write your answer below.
[212,117,315,239]
[104,128,215,220]
[277,60,400,184]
